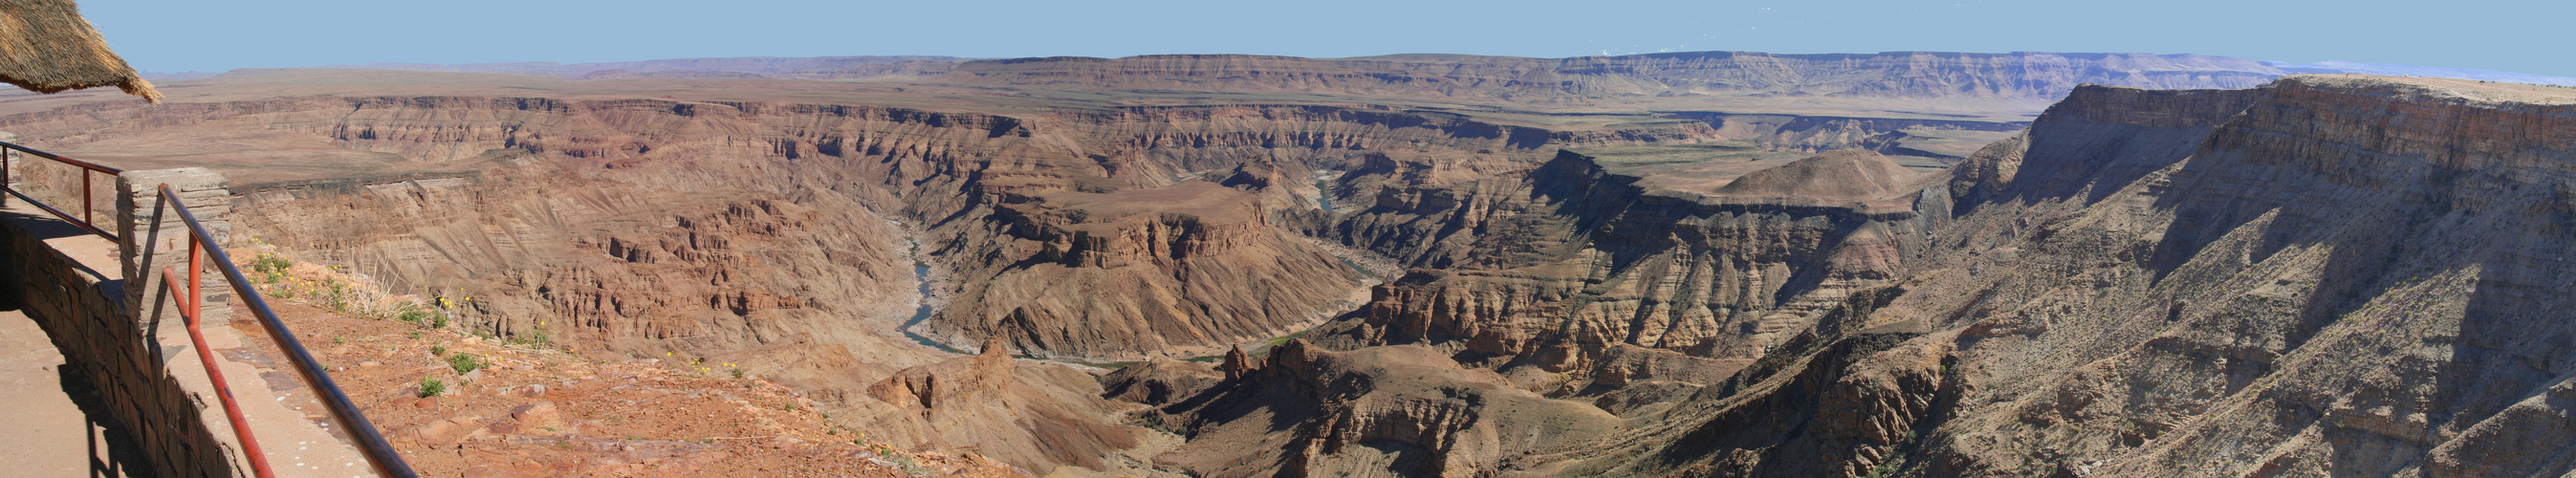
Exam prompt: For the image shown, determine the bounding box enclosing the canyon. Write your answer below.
[6,50,2573,476]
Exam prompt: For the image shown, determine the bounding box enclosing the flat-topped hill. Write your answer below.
[1713,150,1921,200]
[1554,143,1935,213]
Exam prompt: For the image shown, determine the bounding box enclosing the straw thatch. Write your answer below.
[0,0,158,102]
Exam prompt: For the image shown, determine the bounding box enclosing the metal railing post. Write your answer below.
[0,141,120,240]
[167,246,273,477]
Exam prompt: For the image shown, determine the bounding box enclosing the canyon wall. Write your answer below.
[1121,76,2576,477]
[1320,145,1944,394]
[0,83,1714,471]
[31,56,2565,476]
[0,95,1716,361]
[1551,76,2576,476]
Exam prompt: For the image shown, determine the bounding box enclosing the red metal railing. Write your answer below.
[0,141,121,240]
[142,185,420,478]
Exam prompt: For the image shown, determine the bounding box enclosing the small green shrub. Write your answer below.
[448,353,482,375]
[418,377,446,398]
[510,327,553,347]
[430,344,447,357]
[731,368,748,379]
[251,252,293,283]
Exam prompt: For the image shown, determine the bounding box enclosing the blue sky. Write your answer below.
[82,0,2574,77]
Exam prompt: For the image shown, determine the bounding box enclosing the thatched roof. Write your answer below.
[0,0,158,102]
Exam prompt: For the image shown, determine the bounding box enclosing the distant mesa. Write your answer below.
[1713,150,1921,200]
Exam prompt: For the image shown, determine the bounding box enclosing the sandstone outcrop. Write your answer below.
[1099,357,1223,405]
[1152,340,1621,477]
[927,181,1364,361]
[853,337,1143,473]
[1323,144,1938,396]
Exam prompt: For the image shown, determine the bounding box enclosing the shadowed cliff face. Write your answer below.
[1149,340,1622,477]
[1317,144,1941,395]
[1103,76,2576,477]
[1523,77,2576,476]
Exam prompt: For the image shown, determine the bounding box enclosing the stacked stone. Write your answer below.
[0,166,247,477]
[0,131,16,207]
[117,167,235,328]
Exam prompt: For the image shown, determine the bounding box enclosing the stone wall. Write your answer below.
[120,167,236,328]
[0,166,246,477]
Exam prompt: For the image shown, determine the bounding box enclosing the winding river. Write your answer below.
[898,263,961,354]
[888,179,1377,364]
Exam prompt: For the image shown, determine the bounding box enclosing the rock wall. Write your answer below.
[0,169,251,477]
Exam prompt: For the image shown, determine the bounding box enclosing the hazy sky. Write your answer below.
[82,0,2574,76]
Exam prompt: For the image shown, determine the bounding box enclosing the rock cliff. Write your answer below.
[1553,76,2576,476]
[1132,76,2576,477]
[852,337,1142,472]
[1320,143,1940,397]
[928,181,1364,361]
[1151,340,1621,477]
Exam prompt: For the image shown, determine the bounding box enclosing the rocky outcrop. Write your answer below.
[1325,145,1941,395]
[1152,340,1621,477]
[928,181,1365,361]
[1713,150,1920,200]
[866,337,1021,412]
[1099,357,1223,406]
[1903,76,2576,477]
[853,337,1143,472]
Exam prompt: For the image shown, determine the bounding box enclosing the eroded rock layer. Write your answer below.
[16,54,2565,476]
[1124,76,2576,477]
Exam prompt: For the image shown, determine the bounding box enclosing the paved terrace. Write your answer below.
[5,173,372,476]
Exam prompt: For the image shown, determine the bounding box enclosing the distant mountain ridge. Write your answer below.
[2265,59,2576,86]
[142,53,2576,95]
[211,51,2571,89]
[301,55,972,80]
